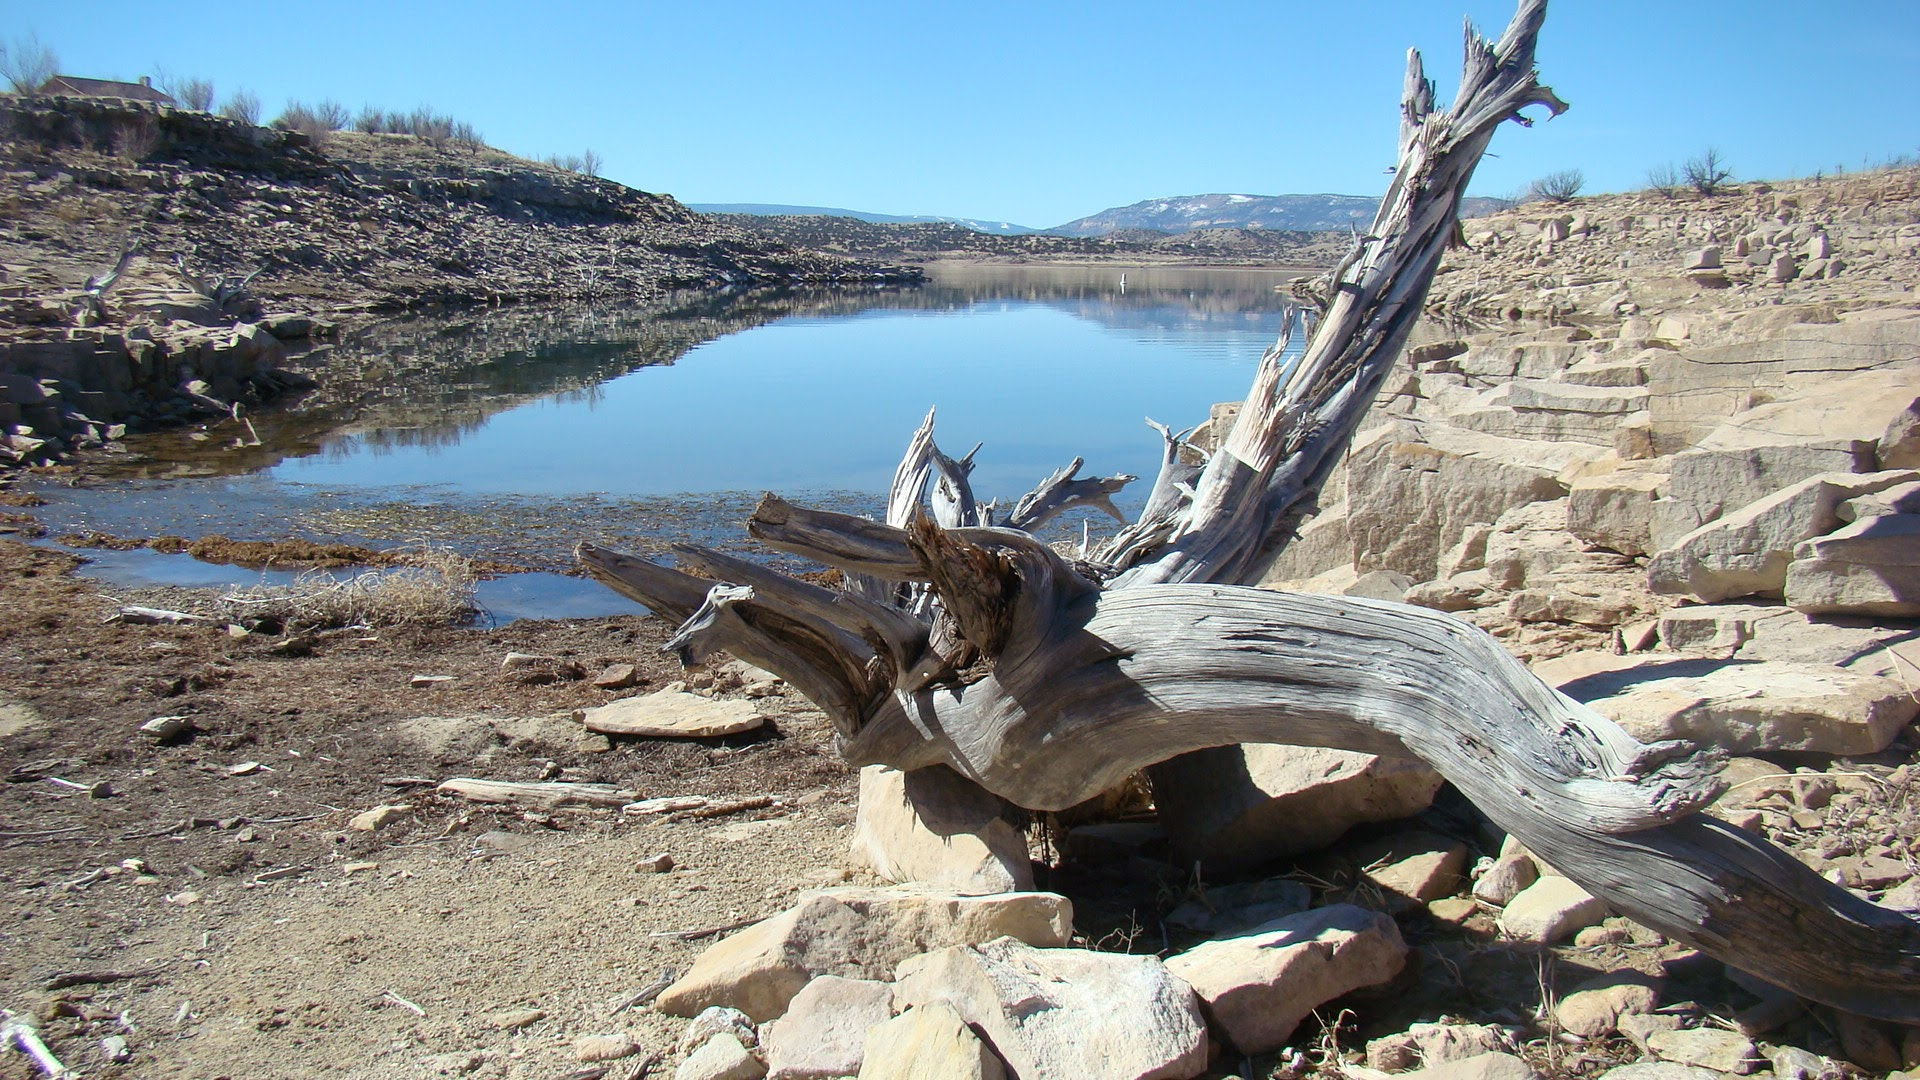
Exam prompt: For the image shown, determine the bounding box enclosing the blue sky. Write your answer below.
[7,1,1917,228]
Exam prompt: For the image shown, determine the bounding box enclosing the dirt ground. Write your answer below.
[0,537,880,1079]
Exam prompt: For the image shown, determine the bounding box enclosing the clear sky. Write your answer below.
[7,1,1917,228]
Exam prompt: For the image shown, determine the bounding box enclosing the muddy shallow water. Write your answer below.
[28,263,1310,614]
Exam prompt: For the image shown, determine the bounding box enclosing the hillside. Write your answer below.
[691,203,1035,236]
[1052,191,1514,236]
[0,95,916,318]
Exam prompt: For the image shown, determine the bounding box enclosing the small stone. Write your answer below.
[593,663,641,690]
[1554,971,1660,1038]
[350,804,411,832]
[1596,1064,1722,1080]
[342,861,378,874]
[1353,830,1471,905]
[139,715,196,740]
[1646,1027,1761,1074]
[1834,1011,1903,1072]
[1497,876,1607,944]
[578,690,764,738]
[166,890,201,905]
[1428,897,1479,923]
[476,830,533,853]
[1616,1011,1685,1054]
[227,761,261,776]
[1770,1045,1845,1080]
[490,1008,544,1030]
[101,1035,130,1063]
[502,651,558,669]
[1573,924,1628,947]
[573,1032,638,1062]
[410,674,455,688]
[87,780,114,799]
[637,852,675,873]
[678,1006,759,1054]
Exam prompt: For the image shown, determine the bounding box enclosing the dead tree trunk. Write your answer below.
[577,0,1920,1023]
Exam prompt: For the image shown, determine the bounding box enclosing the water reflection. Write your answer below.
[37,264,1312,575]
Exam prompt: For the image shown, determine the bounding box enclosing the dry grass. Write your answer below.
[218,544,477,631]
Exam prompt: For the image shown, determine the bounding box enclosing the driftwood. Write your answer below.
[576,0,1920,1023]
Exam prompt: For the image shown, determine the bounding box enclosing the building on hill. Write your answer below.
[34,75,177,107]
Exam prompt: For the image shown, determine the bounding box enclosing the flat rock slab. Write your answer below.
[1163,903,1407,1055]
[1532,653,1918,756]
[894,938,1207,1080]
[762,976,891,1080]
[578,690,764,738]
[1647,1027,1762,1074]
[656,885,1072,1022]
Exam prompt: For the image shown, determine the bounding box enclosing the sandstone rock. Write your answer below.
[1533,653,1919,756]
[1496,876,1606,944]
[1647,1027,1760,1074]
[1471,837,1538,906]
[1684,247,1722,270]
[655,886,1073,1021]
[574,1032,639,1062]
[1163,904,1407,1054]
[1834,1011,1903,1072]
[1149,744,1444,872]
[676,1034,767,1080]
[592,663,641,690]
[1881,396,1920,469]
[1786,513,1920,616]
[1351,830,1470,904]
[1840,480,1920,520]
[1345,569,1415,602]
[850,765,1032,895]
[577,690,763,738]
[1569,466,1666,557]
[761,976,892,1080]
[1648,470,1919,601]
[858,1001,1005,1080]
[1769,253,1798,282]
[1397,1023,1515,1066]
[1657,604,1786,652]
[1342,420,1577,581]
[894,938,1207,1080]
[1554,971,1661,1038]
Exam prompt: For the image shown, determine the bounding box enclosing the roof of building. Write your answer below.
[36,75,178,106]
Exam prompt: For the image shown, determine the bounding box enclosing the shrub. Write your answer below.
[110,116,158,161]
[451,120,484,153]
[581,148,603,177]
[217,545,478,631]
[1528,168,1583,203]
[353,105,384,133]
[1683,148,1732,196]
[0,33,59,95]
[545,150,604,176]
[1646,162,1680,198]
[220,89,260,125]
[160,73,215,111]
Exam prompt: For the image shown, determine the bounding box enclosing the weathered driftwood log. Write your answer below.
[578,0,1920,1023]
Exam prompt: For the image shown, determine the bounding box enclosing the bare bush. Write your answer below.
[353,105,384,133]
[545,151,604,175]
[0,33,59,96]
[581,148,603,177]
[159,73,215,111]
[451,120,484,153]
[1684,147,1732,195]
[1646,162,1680,198]
[220,89,261,126]
[110,116,158,161]
[217,546,478,631]
[1527,168,1583,203]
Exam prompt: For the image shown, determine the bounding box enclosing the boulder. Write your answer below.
[761,976,892,1080]
[1148,744,1444,872]
[655,886,1073,1022]
[894,938,1207,1080]
[1648,470,1919,601]
[1657,604,1788,652]
[858,1001,1005,1080]
[1471,836,1538,906]
[1533,653,1918,756]
[1786,513,1920,616]
[1568,466,1667,557]
[1163,904,1407,1054]
[576,690,764,738]
[1684,247,1721,270]
[849,765,1032,895]
[1496,876,1607,944]
[1341,420,1577,581]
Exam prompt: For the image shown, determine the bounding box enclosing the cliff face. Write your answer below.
[0,95,917,316]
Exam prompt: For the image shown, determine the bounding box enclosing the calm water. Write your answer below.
[32,263,1309,612]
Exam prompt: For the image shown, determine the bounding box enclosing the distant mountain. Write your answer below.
[689,203,1037,236]
[1049,193,1513,237]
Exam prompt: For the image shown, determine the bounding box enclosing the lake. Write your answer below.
[28,262,1312,615]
